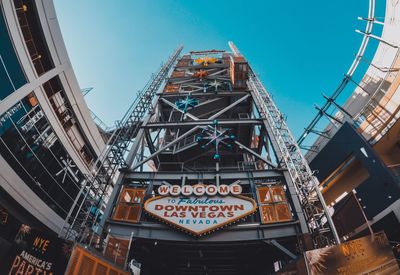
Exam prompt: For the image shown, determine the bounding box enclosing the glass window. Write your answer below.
[13,0,54,76]
[113,187,146,223]
[0,10,27,100]
[257,185,292,224]
[271,186,286,202]
[275,203,292,221]
[42,76,96,167]
[257,187,273,203]
[0,93,85,218]
[260,205,277,223]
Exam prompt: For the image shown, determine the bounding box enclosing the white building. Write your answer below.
[0,0,105,236]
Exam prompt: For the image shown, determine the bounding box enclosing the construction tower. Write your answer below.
[98,43,339,274]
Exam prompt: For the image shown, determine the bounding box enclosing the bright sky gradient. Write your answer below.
[53,0,385,140]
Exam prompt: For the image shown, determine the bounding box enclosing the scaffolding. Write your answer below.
[230,42,339,247]
[247,66,339,247]
[65,42,339,255]
[62,46,183,240]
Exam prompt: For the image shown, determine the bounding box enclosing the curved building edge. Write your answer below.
[304,0,400,246]
[0,0,106,235]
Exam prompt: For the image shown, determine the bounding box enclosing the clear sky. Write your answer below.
[53,0,385,141]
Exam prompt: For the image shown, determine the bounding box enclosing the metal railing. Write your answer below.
[62,46,183,241]
[244,53,340,246]
[298,0,376,148]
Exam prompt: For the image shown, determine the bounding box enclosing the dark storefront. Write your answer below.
[0,202,73,274]
[310,122,400,241]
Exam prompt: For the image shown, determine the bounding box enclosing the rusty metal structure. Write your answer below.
[82,43,341,274]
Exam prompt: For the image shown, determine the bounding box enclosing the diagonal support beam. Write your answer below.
[158,95,272,168]
[322,94,353,119]
[264,239,297,260]
[144,129,156,154]
[161,98,199,121]
[162,94,250,122]
[300,145,319,153]
[308,128,330,139]
[195,97,223,108]
[314,104,343,125]
[168,94,274,167]
[131,126,200,170]
[209,94,251,120]
[234,140,277,168]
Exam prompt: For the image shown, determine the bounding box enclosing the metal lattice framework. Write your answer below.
[62,46,183,240]
[229,41,340,246]
[297,0,376,148]
[101,43,340,251]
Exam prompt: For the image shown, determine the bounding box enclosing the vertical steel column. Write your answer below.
[64,46,183,241]
[231,41,340,246]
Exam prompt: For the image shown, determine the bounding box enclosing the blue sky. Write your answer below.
[53,0,385,141]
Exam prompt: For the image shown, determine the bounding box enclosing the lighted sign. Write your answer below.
[158,184,242,196]
[145,185,256,236]
[305,231,399,274]
[0,224,73,275]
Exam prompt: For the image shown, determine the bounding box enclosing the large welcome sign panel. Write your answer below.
[144,184,257,236]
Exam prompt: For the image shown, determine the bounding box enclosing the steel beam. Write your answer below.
[131,126,200,170]
[160,91,248,97]
[120,170,284,181]
[234,140,277,168]
[209,94,251,120]
[264,240,297,259]
[142,119,262,128]
[107,220,301,242]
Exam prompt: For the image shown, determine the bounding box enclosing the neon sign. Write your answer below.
[144,184,256,236]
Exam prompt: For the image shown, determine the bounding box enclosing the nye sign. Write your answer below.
[0,224,72,275]
[305,231,399,275]
[145,184,256,236]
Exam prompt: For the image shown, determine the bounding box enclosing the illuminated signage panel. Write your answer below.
[305,231,399,275]
[0,223,72,275]
[145,186,256,236]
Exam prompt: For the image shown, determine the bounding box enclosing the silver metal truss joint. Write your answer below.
[247,67,340,247]
[63,46,183,241]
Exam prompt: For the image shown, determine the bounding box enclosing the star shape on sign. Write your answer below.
[175,95,199,113]
[196,120,236,161]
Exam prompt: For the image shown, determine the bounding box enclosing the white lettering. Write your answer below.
[157,184,242,196]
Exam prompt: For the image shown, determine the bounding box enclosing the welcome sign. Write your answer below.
[144,184,257,236]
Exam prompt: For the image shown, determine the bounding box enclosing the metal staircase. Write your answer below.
[63,46,183,240]
[226,41,340,247]
[247,68,340,247]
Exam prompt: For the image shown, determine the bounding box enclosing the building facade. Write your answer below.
[0,0,105,241]
[100,45,337,274]
[3,0,398,274]
[300,0,400,246]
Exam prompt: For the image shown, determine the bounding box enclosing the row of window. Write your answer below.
[0,93,85,218]
[42,76,96,167]
[113,188,145,223]
[256,186,292,223]
[14,0,54,76]
[0,8,27,100]
[12,1,97,167]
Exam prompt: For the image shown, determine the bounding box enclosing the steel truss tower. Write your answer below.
[98,43,338,273]
[62,46,183,240]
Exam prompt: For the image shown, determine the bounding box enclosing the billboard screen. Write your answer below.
[305,231,399,275]
[0,223,73,275]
